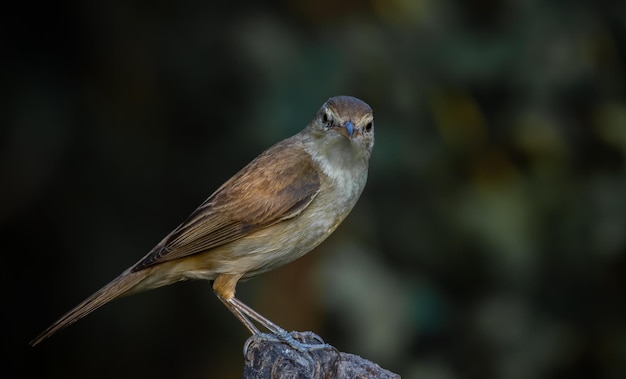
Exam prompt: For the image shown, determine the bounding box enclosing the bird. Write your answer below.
[30,95,374,346]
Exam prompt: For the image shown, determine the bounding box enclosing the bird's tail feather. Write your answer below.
[30,270,147,346]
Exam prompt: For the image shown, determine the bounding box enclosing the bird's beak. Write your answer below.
[334,120,354,139]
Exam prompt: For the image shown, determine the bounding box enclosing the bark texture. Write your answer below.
[242,331,400,379]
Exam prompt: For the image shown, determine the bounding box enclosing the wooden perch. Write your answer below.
[242,331,400,379]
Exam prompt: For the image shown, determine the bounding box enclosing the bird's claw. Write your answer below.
[244,331,329,356]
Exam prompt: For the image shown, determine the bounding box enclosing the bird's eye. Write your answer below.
[322,112,332,127]
[365,122,373,132]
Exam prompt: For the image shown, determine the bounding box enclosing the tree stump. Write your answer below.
[242,331,400,379]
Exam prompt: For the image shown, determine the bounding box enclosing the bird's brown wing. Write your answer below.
[131,138,321,272]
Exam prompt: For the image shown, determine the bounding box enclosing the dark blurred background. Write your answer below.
[3,1,626,378]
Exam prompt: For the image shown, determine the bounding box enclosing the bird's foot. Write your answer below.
[244,330,330,356]
[277,330,329,353]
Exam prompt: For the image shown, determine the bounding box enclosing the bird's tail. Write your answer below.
[30,269,148,346]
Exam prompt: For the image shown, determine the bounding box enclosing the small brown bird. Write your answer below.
[31,95,374,346]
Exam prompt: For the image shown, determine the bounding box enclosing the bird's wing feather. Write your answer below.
[132,137,321,272]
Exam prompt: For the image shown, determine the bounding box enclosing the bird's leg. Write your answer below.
[213,273,259,334]
[216,294,260,335]
[213,274,327,352]
[213,273,288,335]
[227,296,288,336]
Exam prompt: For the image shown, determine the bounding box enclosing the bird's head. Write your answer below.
[308,96,375,161]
